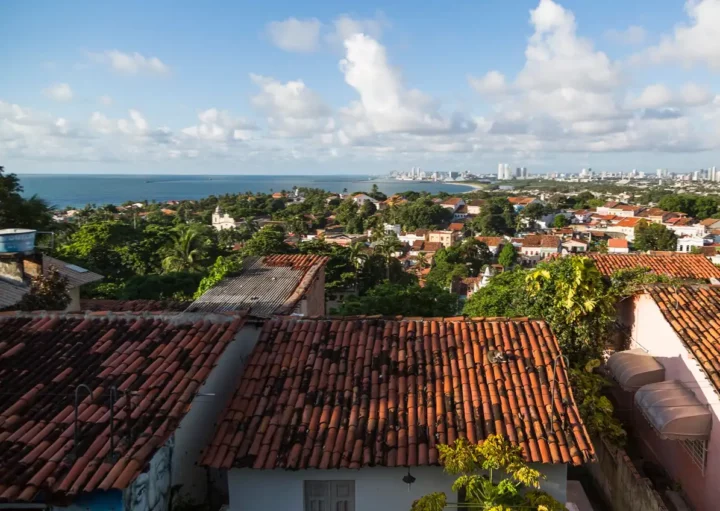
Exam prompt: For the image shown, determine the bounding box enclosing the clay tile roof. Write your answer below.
[200,317,594,470]
[522,235,561,248]
[187,254,329,317]
[475,236,505,247]
[0,311,246,503]
[607,239,628,249]
[588,253,720,280]
[508,197,535,205]
[422,242,443,252]
[448,223,465,232]
[80,299,191,312]
[700,218,720,227]
[646,286,720,394]
[411,240,424,250]
[442,197,464,206]
[615,218,642,228]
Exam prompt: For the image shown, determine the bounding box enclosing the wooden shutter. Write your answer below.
[331,481,355,511]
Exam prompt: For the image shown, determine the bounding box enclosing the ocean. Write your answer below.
[17,174,475,209]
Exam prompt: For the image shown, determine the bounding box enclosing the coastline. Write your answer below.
[444,181,485,191]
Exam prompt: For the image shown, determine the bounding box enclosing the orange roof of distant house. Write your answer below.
[441,197,464,206]
[700,218,720,227]
[588,253,720,280]
[508,197,536,205]
[637,207,668,218]
[200,317,594,469]
[608,238,629,249]
[665,217,695,226]
[521,235,561,248]
[615,217,642,227]
[475,236,505,247]
[592,214,618,221]
[647,286,720,392]
[271,192,285,199]
[601,201,623,208]
[448,222,465,232]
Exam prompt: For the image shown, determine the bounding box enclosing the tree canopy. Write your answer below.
[633,220,677,251]
[0,166,53,229]
[333,282,458,317]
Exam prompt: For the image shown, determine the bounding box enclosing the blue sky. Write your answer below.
[2,0,720,175]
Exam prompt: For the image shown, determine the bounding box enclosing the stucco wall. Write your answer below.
[66,286,81,312]
[170,321,263,505]
[227,464,567,511]
[631,294,720,511]
[301,266,326,317]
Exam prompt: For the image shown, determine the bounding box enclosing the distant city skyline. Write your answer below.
[2,0,720,175]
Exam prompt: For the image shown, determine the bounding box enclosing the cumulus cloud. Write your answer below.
[627,82,713,109]
[644,0,720,69]
[250,74,334,136]
[325,13,388,49]
[266,18,322,53]
[469,71,508,95]
[339,34,475,136]
[43,83,73,102]
[90,50,169,74]
[182,108,258,141]
[604,25,646,45]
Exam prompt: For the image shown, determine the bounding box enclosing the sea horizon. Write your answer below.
[17,173,476,209]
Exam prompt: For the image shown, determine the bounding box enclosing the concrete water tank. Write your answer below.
[0,229,37,253]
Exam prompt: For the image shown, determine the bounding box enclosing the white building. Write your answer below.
[212,206,242,230]
[497,163,512,180]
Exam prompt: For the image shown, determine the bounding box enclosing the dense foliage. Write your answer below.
[426,239,493,287]
[412,436,563,511]
[0,166,53,229]
[633,220,678,251]
[333,282,459,317]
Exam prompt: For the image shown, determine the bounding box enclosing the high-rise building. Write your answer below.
[497,163,512,180]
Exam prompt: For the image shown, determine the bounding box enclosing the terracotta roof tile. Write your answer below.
[0,311,245,503]
[442,197,464,206]
[588,253,720,281]
[521,235,561,248]
[80,299,190,312]
[475,236,505,247]
[615,218,642,228]
[646,286,720,394]
[200,317,594,470]
[607,239,628,249]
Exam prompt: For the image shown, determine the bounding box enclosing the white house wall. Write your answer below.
[169,322,263,505]
[227,464,567,511]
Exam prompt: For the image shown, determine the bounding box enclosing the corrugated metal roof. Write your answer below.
[0,279,28,308]
[187,255,328,317]
[43,255,103,288]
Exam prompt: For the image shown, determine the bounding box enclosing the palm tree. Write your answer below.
[242,217,260,235]
[415,252,428,269]
[347,241,368,291]
[376,234,403,281]
[162,228,204,273]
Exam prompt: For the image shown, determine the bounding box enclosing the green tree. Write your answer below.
[194,255,243,298]
[8,267,70,311]
[497,243,517,269]
[0,166,53,229]
[335,282,458,317]
[634,220,677,251]
[375,233,403,280]
[412,435,563,511]
[162,228,206,273]
[242,225,293,256]
[553,214,570,228]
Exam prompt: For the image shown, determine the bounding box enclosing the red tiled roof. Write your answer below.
[522,235,561,248]
[588,253,720,280]
[508,197,535,205]
[700,218,720,227]
[475,236,504,247]
[80,299,190,312]
[442,197,464,206]
[0,312,246,502]
[200,317,594,470]
[448,223,465,232]
[615,218,642,228]
[607,239,628,249]
[647,286,720,393]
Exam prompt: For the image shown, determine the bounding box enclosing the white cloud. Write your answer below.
[339,34,475,136]
[98,95,113,106]
[325,14,387,49]
[643,0,720,69]
[469,71,507,95]
[266,18,322,53]
[250,74,333,136]
[627,82,713,109]
[90,50,169,74]
[604,25,646,45]
[182,108,257,141]
[43,83,73,102]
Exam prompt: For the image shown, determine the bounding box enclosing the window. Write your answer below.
[304,481,355,511]
[681,439,708,474]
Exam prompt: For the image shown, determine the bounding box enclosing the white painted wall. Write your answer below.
[227,464,567,511]
[170,321,263,504]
